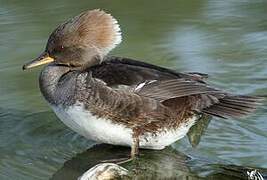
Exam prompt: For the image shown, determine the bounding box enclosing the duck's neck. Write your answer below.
[39,65,78,106]
[39,63,114,108]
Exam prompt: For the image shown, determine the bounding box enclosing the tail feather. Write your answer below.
[203,95,264,118]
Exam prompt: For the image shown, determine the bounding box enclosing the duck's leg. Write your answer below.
[100,135,140,164]
[131,134,140,159]
[114,133,140,165]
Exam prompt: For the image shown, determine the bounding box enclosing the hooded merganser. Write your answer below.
[23,9,262,160]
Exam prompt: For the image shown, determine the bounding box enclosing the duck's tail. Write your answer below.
[202,95,264,119]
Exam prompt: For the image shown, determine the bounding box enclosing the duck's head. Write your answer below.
[23,9,121,71]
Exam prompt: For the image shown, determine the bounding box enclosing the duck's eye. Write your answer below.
[53,45,64,54]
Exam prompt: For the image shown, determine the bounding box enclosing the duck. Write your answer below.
[22,9,262,161]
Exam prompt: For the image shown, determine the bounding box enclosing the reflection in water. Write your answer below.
[51,144,190,180]
[187,115,211,147]
[0,0,267,179]
[52,144,267,180]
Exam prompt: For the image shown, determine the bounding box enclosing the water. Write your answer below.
[0,0,266,179]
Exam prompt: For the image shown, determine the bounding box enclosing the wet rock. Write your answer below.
[78,163,129,180]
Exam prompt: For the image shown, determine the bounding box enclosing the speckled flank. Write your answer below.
[139,116,197,149]
[52,102,197,149]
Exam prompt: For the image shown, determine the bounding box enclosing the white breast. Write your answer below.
[52,102,197,150]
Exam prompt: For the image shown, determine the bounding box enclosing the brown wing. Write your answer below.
[84,76,177,133]
[87,56,262,119]
[80,57,210,132]
[134,79,263,119]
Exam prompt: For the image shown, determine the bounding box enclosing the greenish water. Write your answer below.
[0,0,267,179]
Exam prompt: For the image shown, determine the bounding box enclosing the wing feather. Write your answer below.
[134,79,220,101]
[134,79,263,118]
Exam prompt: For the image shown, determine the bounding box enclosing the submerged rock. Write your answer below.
[78,163,129,180]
